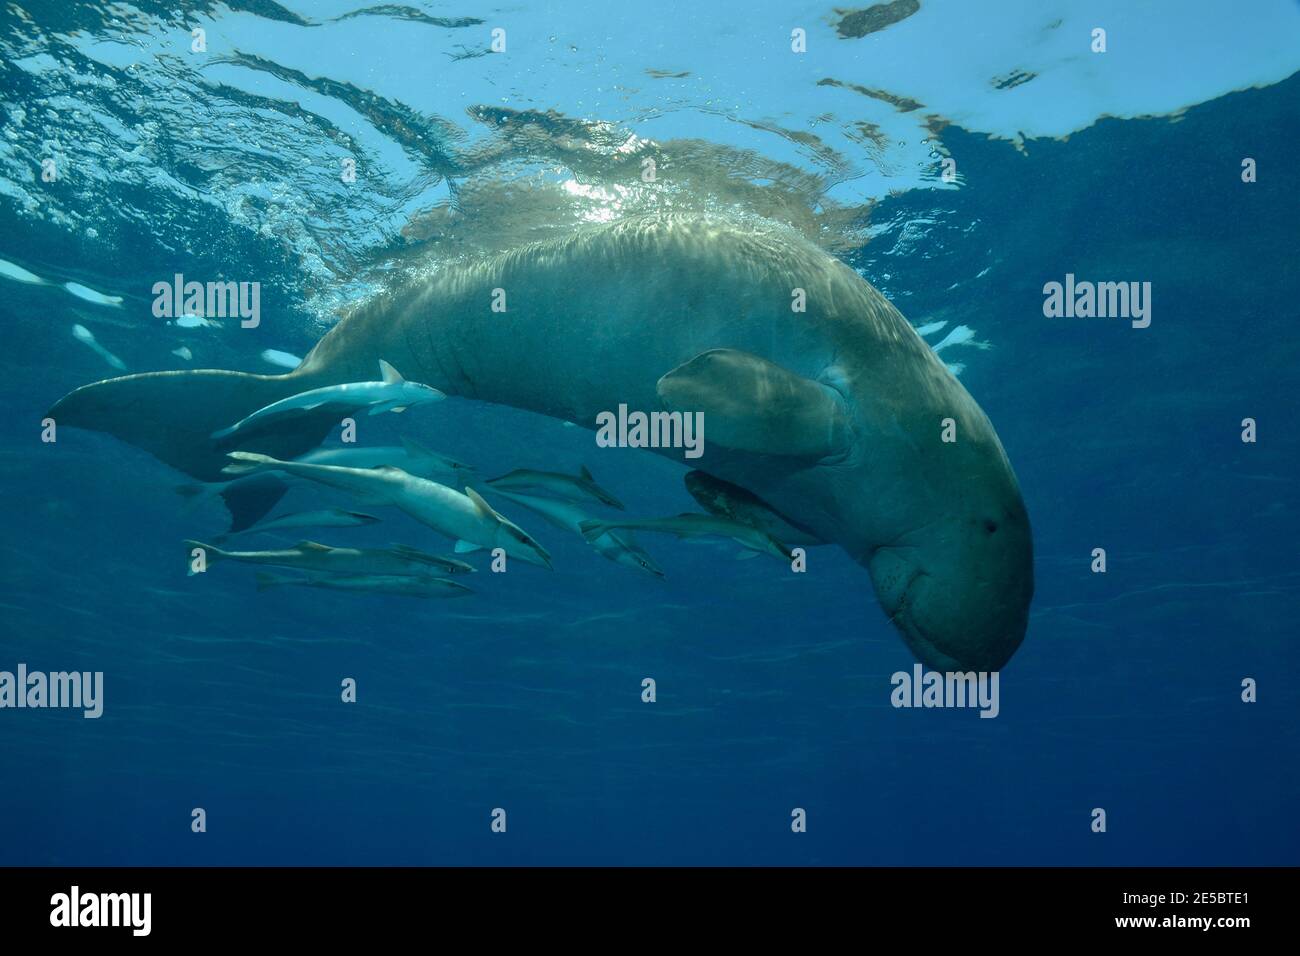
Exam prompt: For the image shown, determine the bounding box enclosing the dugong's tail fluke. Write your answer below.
[175,473,293,534]
[47,368,333,483]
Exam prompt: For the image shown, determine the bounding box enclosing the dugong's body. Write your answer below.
[50,214,1033,669]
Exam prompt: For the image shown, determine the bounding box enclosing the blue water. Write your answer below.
[1,1,1297,865]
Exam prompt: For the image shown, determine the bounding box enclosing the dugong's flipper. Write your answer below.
[47,368,330,482]
[657,349,850,458]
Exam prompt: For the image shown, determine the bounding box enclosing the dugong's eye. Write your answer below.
[983,519,999,535]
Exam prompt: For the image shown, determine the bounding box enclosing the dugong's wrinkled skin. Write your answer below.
[50,214,1033,670]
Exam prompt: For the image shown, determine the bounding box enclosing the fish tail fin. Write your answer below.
[577,519,611,543]
[184,539,226,569]
[47,368,332,482]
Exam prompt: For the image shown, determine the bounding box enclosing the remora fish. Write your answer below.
[486,466,624,509]
[684,470,823,547]
[221,452,552,568]
[211,360,443,440]
[71,324,126,370]
[297,437,475,482]
[578,513,792,560]
[49,213,1033,669]
[177,438,475,534]
[490,489,662,577]
[255,571,472,598]
[185,539,476,575]
[213,508,380,541]
[64,282,123,307]
[176,439,473,535]
[0,257,48,285]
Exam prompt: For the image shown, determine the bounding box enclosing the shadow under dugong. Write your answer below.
[48,213,1033,670]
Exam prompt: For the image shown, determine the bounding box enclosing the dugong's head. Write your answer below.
[860,400,1034,672]
[656,338,1032,671]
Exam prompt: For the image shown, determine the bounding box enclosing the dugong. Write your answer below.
[48,213,1033,670]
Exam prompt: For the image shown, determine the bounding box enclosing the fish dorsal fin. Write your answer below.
[378,359,404,384]
[657,348,850,459]
[390,544,432,558]
[465,487,499,520]
[295,540,332,552]
[579,465,594,481]
[400,436,431,458]
[454,539,484,553]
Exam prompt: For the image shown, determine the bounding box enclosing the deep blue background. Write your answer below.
[0,17,1296,864]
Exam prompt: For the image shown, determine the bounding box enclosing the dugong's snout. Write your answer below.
[867,498,1033,672]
